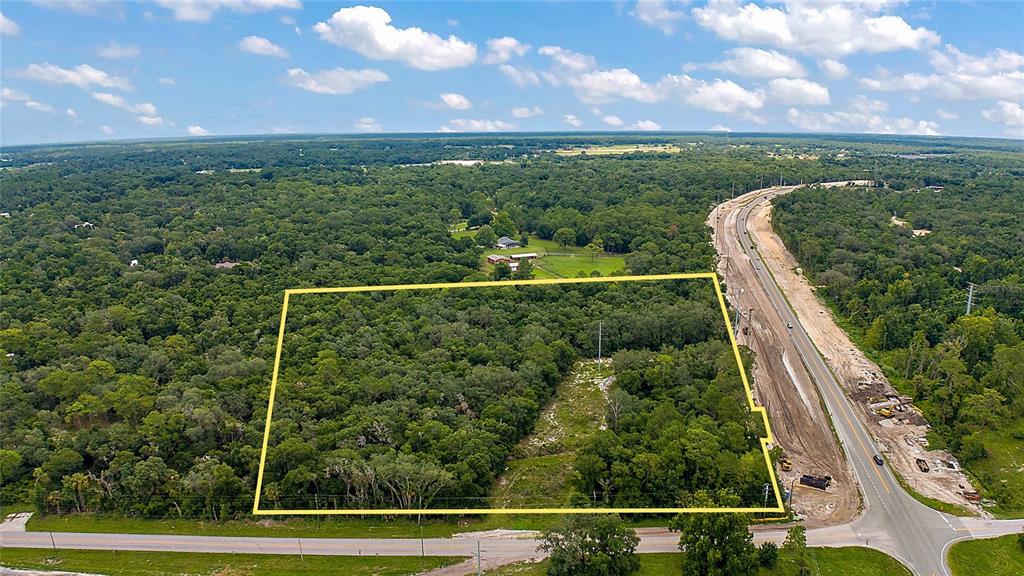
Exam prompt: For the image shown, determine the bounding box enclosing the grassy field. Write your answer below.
[964,431,1024,518]
[25,513,485,538]
[948,535,1024,576]
[554,144,683,156]
[890,468,976,518]
[489,361,611,509]
[534,254,625,278]
[0,548,462,576]
[486,547,911,575]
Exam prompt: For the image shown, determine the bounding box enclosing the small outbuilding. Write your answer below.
[495,236,520,250]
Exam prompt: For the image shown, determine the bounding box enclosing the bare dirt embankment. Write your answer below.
[710,186,859,527]
[747,198,981,514]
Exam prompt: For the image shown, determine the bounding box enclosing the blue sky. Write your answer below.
[1,1,1022,145]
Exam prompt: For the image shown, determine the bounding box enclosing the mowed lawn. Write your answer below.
[483,235,628,278]
[486,547,911,575]
[0,548,462,576]
[949,535,1024,576]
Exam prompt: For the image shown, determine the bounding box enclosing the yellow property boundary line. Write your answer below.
[253,272,785,515]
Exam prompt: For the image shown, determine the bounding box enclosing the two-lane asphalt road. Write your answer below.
[726,184,1023,576]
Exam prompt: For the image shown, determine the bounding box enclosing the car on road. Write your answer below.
[873,454,885,466]
[787,322,793,329]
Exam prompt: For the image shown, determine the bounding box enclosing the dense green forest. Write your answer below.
[772,167,1024,512]
[2,134,1019,520]
[264,281,768,510]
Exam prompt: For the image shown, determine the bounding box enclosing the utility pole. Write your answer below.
[477,540,482,576]
[763,483,770,508]
[966,283,976,315]
[733,307,741,337]
[597,321,603,367]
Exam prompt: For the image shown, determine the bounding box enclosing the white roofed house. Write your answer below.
[509,253,537,261]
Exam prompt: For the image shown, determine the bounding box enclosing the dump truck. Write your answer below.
[799,474,832,490]
[877,407,893,418]
[779,457,793,472]
[916,458,930,473]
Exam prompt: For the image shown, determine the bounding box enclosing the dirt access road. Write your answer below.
[710,181,980,527]
[710,182,861,526]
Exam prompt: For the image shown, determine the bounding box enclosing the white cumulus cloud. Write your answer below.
[283,67,389,95]
[436,92,472,110]
[92,92,157,115]
[693,1,940,57]
[439,118,514,132]
[819,59,849,79]
[769,78,830,105]
[563,114,583,127]
[710,47,806,78]
[100,125,115,134]
[632,119,661,130]
[633,0,687,35]
[568,67,667,104]
[539,45,597,74]
[601,114,625,126]
[674,76,766,114]
[188,125,212,136]
[353,117,382,132]
[787,98,940,136]
[314,6,476,71]
[499,64,541,87]
[22,63,133,91]
[511,106,543,118]
[483,37,530,64]
[982,101,1024,136]
[1,88,30,102]
[239,35,289,58]
[1,11,21,36]
[65,107,78,119]
[137,115,165,126]
[860,45,1024,101]
[159,77,177,86]
[25,100,56,113]
[155,0,300,23]
[96,40,140,59]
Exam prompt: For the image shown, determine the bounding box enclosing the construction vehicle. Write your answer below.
[916,458,930,473]
[877,407,893,418]
[779,457,793,472]
[799,474,832,490]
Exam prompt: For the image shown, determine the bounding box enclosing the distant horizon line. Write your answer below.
[2,129,1020,151]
